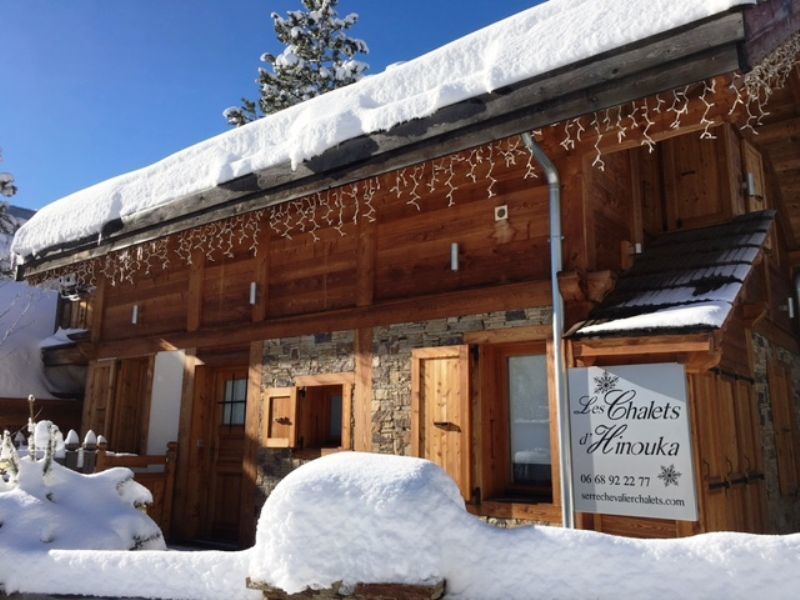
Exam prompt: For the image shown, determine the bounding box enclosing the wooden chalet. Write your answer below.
[11,0,800,546]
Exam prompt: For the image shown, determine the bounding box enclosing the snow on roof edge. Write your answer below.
[12,0,753,259]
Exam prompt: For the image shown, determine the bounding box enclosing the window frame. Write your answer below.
[469,327,562,523]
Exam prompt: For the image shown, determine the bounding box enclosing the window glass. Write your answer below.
[508,355,551,486]
[222,377,248,426]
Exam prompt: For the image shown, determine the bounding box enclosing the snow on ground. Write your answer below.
[0,549,258,600]
[0,280,65,400]
[1,451,798,599]
[12,0,752,258]
[250,452,800,599]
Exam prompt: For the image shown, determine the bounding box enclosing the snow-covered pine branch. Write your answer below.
[225,0,369,126]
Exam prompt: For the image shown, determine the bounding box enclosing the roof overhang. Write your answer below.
[18,9,749,279]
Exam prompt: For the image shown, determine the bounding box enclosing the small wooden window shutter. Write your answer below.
[264,387,298,448]
[83,359,119,438]
[768,359,800,496]
[410,345,472,501]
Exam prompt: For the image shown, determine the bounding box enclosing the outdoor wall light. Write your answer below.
[249,281,258,306]
[131,304,139,325]
[451,242,459,272]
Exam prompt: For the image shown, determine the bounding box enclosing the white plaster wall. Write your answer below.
[146,351,185,455]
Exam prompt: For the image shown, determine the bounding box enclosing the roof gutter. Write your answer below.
[521,132,574,529]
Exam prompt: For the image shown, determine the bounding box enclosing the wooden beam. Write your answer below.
[171,350,201,542]
[463,325,551,345]
[89,276,107,343]
[94,279,552,359]
[20,13,746,276]
[239,341,264,547]
[186,252,205,333]
[572,333,714,358]
[354,328,373,452]
[356,218,376,307]
[251,229,270,322]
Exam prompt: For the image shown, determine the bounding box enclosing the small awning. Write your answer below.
[573,210,776,338]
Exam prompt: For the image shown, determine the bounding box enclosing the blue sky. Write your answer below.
[1,1,540,211]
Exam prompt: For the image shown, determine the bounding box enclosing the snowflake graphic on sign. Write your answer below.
[593,371,619,395]
[658,464,682,487]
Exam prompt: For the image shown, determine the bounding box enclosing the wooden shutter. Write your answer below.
[264,387,298,448]
[768,359,800,496]
[411,345,472,501]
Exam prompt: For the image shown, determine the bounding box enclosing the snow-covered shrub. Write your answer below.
[0,421,165,552]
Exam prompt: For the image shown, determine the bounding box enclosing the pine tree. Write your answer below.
[224,0,369,127]
[0,173,16,199]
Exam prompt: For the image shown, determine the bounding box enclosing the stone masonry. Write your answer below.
[255,308,551,505]
[751,332,800,532]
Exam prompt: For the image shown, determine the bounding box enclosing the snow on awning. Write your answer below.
[573,210,775,338]
[12,0,752,259]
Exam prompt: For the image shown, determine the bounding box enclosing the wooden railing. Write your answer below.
[96,442,178,538]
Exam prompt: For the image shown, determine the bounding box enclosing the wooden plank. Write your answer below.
[94,279,552,359]
[239,341,264,546]
[356,217,376,307]
[463,325,551,345]
[353,328,373,453]
[294,373,355,386]
[251,229,270,322]
[171,350,201,541]
[186,252,205,332]
[20,18,746,276]
[573,334,713,357]
[90,276,107,343]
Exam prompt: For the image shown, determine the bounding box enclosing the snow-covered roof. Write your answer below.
[574,211,775,337]
[12,0,752,259]
[0,280,64,400]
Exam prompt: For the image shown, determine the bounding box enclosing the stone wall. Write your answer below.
[371,307,550,455]
[751,333,800,533]
[255,308,551,504]
[256,332,355,500]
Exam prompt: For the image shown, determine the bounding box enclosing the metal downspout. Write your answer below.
[521,132,575,529]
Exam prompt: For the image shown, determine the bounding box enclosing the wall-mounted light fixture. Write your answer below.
[131,304,139,325]
[451,242,459,272]
[249,281,258,306]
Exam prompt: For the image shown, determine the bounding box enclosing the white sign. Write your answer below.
[568,363,698,521]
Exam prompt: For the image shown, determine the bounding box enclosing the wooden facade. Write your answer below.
[15,2,800,546]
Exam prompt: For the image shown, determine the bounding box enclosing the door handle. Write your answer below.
[433,421,461,432]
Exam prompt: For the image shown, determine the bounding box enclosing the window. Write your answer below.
[221,377,248,426]
[263,373,353,453]
[508,354,551,490]
[478,340,557,512]
[297,385,343,449]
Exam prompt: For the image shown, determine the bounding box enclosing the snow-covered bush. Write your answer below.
[249,452,800,599]
[0,422,165,552]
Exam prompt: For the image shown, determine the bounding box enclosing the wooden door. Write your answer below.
[411,346,472,501]
[206,367,248,543]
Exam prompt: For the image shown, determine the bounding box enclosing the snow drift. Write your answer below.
[250,452,800,599]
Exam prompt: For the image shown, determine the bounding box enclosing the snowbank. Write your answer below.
[249,452,800,599]
[12,0,752,258]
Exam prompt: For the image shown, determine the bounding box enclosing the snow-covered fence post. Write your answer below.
[63,429,80,470]
[82,430,97,473]
[26,394,36,459]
